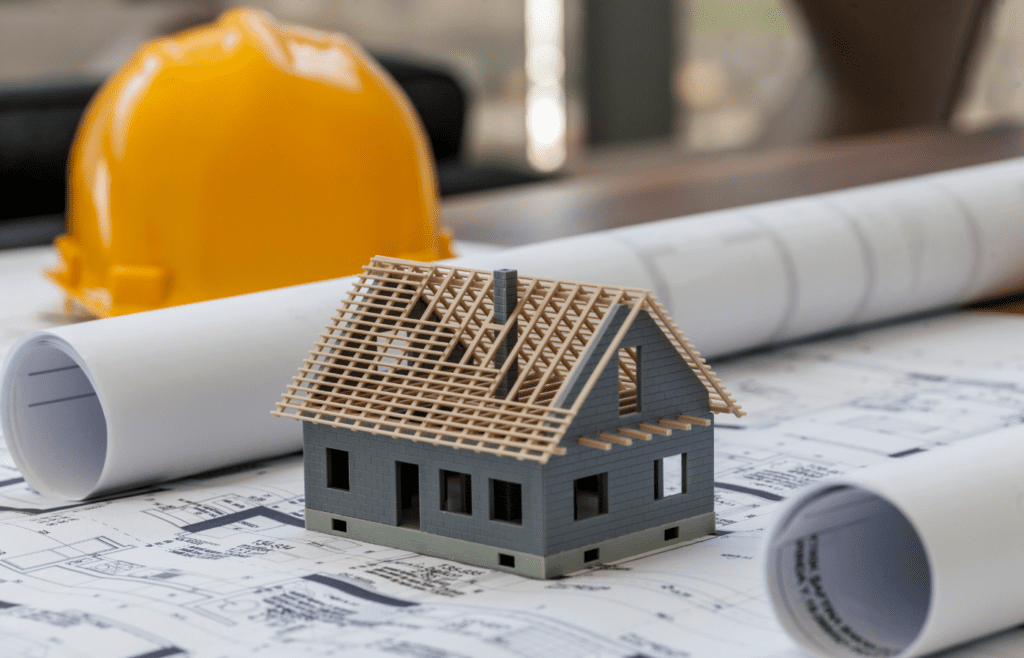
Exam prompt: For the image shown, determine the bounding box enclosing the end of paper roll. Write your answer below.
[1,333,108,500]
[763,485,932,658]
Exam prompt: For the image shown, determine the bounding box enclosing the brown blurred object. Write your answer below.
[793,0,997,135]
[444,125,1024,246]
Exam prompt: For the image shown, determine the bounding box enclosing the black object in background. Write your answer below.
[0,55,547,250]
[0,81,97,224]
[584,0,676,146]
[375,54,467,165]
[375,55,547,198]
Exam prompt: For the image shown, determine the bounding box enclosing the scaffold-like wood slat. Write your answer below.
[677,414,712,426]
[619,427,653,441]
[580,413,710,453]
[638,422,672,436]
[598,432,632,446]
[275,256,743,463]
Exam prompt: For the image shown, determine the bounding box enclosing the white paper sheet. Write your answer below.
[4,157,1024,501]
[5,304,1024,657]
[764,429,1024,658]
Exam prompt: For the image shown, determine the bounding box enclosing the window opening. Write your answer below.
[441,470,473,515]
[326,448,349,490]
[574,473,608,520]
[618,345,641,415]
[490,479,523,524]
[655,453,687,499]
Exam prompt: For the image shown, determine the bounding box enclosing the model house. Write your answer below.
[274,256,743,578]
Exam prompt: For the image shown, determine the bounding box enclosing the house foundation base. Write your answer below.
[305,508,715,579]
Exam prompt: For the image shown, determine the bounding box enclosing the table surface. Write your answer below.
[443,125,1024,247]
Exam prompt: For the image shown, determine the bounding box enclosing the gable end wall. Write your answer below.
[542,307,714,555]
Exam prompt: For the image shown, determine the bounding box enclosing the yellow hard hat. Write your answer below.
[49,7,454,317]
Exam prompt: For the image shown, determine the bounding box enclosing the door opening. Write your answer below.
[396,462,420,529]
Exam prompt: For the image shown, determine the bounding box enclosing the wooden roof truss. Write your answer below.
[274,257,743,464]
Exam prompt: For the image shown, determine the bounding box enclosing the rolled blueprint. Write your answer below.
[0,278,352,500]
[4,157,1024,499]
[762,427,1024,658]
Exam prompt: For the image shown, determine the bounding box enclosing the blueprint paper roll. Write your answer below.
[0,277,356,500]
[0,235,648,500]
[4,157,1024,500]
[762,428,1024,658]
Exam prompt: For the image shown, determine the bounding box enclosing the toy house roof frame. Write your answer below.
[274,256,743,457]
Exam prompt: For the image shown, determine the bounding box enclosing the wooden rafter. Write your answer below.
[274,256,743,464]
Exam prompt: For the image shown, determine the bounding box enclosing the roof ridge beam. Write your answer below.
[568,293,647,415]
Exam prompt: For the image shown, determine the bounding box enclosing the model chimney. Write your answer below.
[493,269,518,399]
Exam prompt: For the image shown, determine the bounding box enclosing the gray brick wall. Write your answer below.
[304,422,545,554]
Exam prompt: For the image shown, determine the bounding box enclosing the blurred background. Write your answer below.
[2,0,1024,235]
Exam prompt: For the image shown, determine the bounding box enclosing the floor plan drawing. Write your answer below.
[4,249,1024,655]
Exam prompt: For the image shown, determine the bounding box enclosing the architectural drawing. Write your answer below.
[4,247,1024,656]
